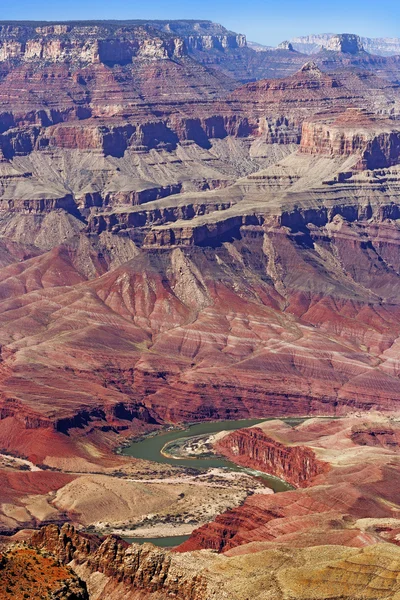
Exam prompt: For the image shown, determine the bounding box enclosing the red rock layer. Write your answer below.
[300,109,400,169]
[215,427,329,487]
[177,418,400,553]
[4,211,400,464]
[350,424,400,449]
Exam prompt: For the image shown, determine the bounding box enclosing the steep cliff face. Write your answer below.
[0,24,186,65]
[215,427,328,487]
[185,34,246,51]
[148,20,247,51]
[291,32,400,57]
[300,110,400,169]
[31,524,211,600]
[88,199,234,235]
[323,34,365,54]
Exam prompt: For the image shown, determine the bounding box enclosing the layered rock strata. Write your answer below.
[0,23,186,64]
[291,32,400,57]
[300,109,400,169]
[178,417,400,553]
[0,23,400,552]
[31,524,213,600]
[28,519,400,600]
[215,427,329,487]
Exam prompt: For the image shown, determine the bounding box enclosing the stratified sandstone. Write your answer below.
[0,24,400,591]
[215,427,328,487]
[23,519,400,600]
[300,109,400,169]
[31,524,213,600]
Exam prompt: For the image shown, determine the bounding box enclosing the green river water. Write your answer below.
[123,535,191,548]
[121,417,306,547]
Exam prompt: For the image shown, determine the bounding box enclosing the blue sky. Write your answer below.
[2,0,399,46]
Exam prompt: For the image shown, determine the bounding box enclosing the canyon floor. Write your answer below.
[2,413,400,600]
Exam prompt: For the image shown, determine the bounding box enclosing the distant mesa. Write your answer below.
[277,40,295,51]
[290,32,400,56]
[270,35,365,56]
[323,33,365,54]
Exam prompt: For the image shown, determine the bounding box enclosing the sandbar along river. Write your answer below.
[122,417,300,547]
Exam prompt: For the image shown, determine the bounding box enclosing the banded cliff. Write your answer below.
[21,522,400,600]
[0,23,186,64]
[215,427,329,487]
[31,524,215,600]
[300,109,400,170]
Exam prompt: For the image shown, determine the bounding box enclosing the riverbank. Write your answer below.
[122,417,295,493]
[81,467,272,542]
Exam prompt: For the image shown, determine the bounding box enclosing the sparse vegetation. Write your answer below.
[0,547,87,600]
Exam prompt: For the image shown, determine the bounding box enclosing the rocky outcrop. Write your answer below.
[81,184,183,210]
[185,34,246,51]
[2,194,76,214]
[0,546,89,599]
[31,524,210,600]
[0,24,186,65]
[148,19,247,51]
[277,41,295,51]
[215,427,328,487]
[291,33,400,57]
[351,424,400,449]
[143,214,244,248]
[290,34,336,54]
[300,110,400,169]
[323,34,365,54]
[88,199,233,234]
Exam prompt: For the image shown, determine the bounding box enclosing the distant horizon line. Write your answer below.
[0,19,398,46]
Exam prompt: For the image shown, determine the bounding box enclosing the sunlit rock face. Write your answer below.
[0,40,400,462]
[291,32,400,57]
[323,33,365,54]
[1,25,400,597]
[0,23,187,64]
